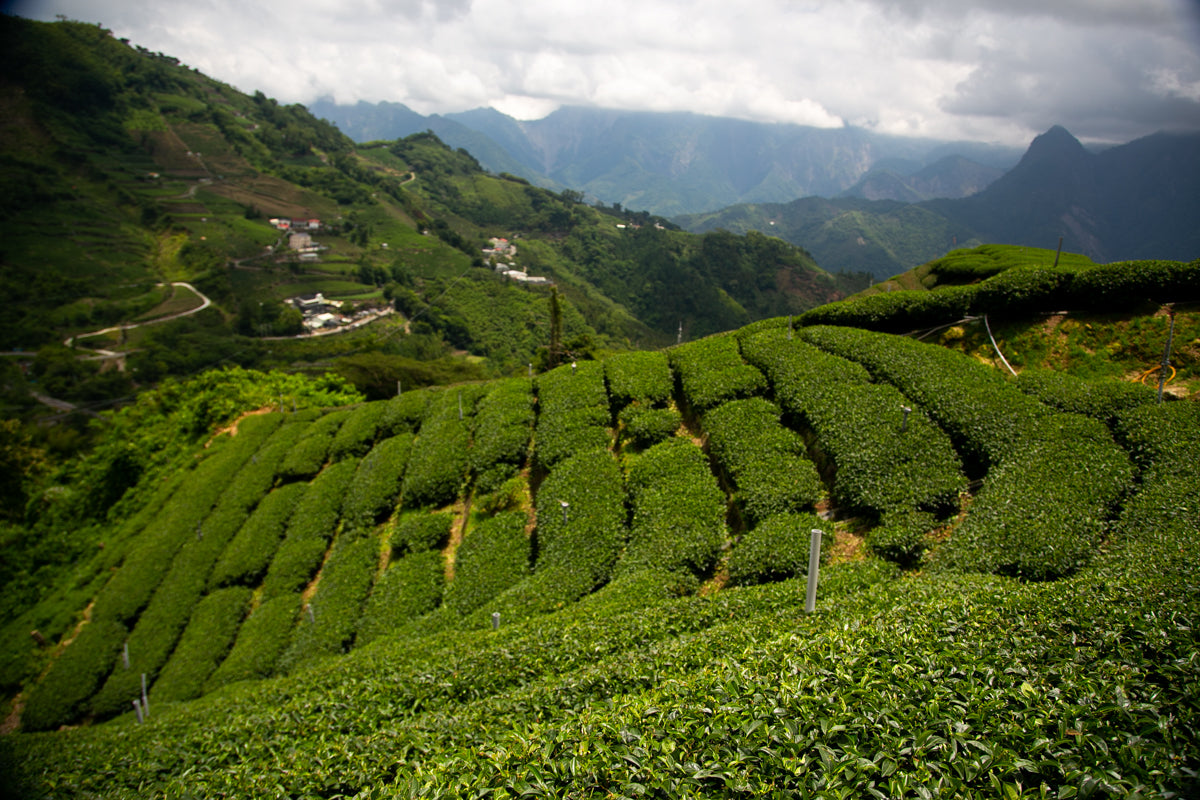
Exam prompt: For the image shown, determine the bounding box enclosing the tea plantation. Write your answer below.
[2,297,1199,797]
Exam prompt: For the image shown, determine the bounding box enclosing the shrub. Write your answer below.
[1016,368,1157,426]
[1066,259,1200,311]
[391,511,454,555]
[442,511,530,616]
[401,392,472,509]
[151,587,252,703]
[278,408,351,480]
[618,405,681,448]
[534,448,627,587]
[20,619,127,732]
[341,434,414,535]
[355,550,444,647]
[605,350,673,409]
[669,333,766,412]
[864,510,938,567]
[799,326,1133,578]
[261,459,359,600]
[534,361,611,471]
[469,378,534,476]
[379,387,435,436]
[617,438,726,578]
[204,594,302,691]
[277,537,380,673]
[797,285,975,333]
[703,398,822,524]
[727,512,829,586]
[328,401,388,461]
[208,482,308,589]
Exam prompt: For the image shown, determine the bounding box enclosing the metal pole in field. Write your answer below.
[492,612,500,631]
[141,673,149,717]
[133,699,144,724]
[805,529,823,613]
[1158,306,1176,404]
[123,642,130,670]
[901,406,911,433]
[559,500,570,525]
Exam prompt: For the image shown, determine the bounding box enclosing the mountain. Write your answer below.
[679,126,1200,279]
[0,15,853,419]
[313,100,1022,215]
[930,126,1200,263]
[839,155,1004,202]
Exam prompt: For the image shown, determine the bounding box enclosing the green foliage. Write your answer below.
[800,326,1133,579]
[208,482,307,589]
[203,594,301,691]
[379,388,435,436]
[277,408,351,480]
[618,438,726,578]
[727,512,829,586]
[260,459,359,599]
[328,401,388,461]
[341,434,414,535]
[355,550,444,647]
[468,378,534,476]
[618,405,681,448]
[703,398,823,524]
[669,333,766,412]
[534,449,627,590]
[442,512,531,616]
[534,361,612,470]
[604,350,673,409]
[151,587,252,703]
[391,511,454,555]
[799,284,976,332]
[20,619,127,732]
[277,537,379,673]
[401,390,472,509]
[1016,367,1158,425]
[865,509,938,567]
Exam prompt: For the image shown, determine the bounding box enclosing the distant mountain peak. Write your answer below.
[1027,125,1087,157]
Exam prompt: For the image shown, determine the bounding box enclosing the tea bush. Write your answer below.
[19,619,127,732]
[534,360,611,470]
[442,511,531,616]
[605,350,673,408]
[260,459,359,599]
[150,586,251,703]
[278,408,351,480]
[617,438,726,578]
[703,398,822,524]
[534,448,626,588]
[618,405,681,448]
[401,391,472,509]
[341,433,414,535]
[391,511,455,555]
[328,400,388,461]
[669,333,766,412]
[204,594,302,691]
[277,536,379,673]
[727,512,830,586]
[468,378,533,476]
[379,387,436,436]
[355,549,444,647]
[1016,367,1158,426]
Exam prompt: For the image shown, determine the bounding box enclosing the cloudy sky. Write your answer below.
[9,0,1200,146]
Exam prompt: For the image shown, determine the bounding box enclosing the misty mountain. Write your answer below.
[310,100,1021,215]
[839,156,1005,202]
[678,125,1200,279]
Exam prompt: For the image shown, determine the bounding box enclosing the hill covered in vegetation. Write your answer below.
[0,15,855,431]
[1,247,1197,797]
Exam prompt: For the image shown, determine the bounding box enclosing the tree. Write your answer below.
[548,287,563,369]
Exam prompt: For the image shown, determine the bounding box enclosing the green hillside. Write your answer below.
[2,251,1198,793]
[0,15,854,429]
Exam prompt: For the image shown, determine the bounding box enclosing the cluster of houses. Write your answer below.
[287,231,325,262]
[483,237,553,286]
[270,217,321,232]
[287,292,354,332]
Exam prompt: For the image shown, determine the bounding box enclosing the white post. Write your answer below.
[901,406,911,433]
[559,500,569,525]
[122,642,130,670]
[491,612,500,630]
[141,673,149,717]
[306,604,316,624]
[133,699,144,724]
[805,529,823,613]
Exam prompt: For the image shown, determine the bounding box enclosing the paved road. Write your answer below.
[66,282,212,353]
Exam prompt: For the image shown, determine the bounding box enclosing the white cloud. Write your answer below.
[9,0,1200,145]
